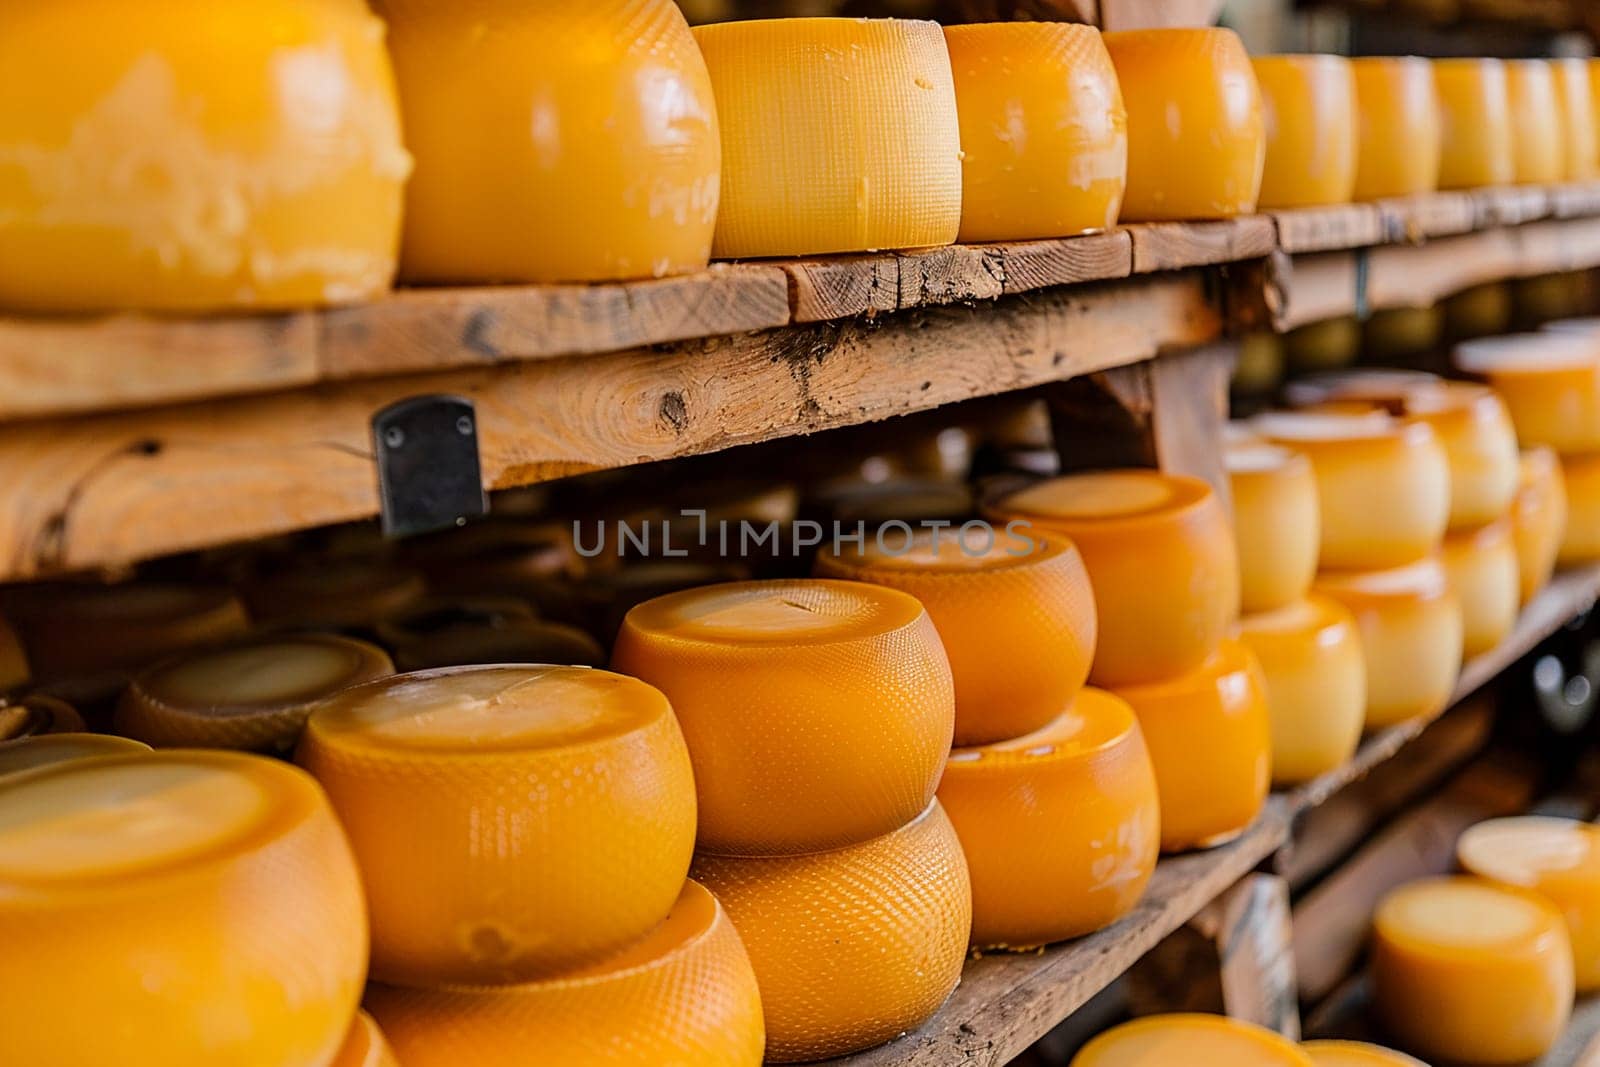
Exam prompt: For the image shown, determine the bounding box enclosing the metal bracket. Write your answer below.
[1353,248,1371,322]
[372,395,488,539]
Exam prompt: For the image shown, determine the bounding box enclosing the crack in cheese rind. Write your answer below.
[1252,55,1357,209]
[1513,448,1569,602]
[1559,452,1600,565]
[0,732,151,780]
[1071,1013,1313,1066]
[1351,58,1442,200]
[1433,58,1515,190]
[1301,1040,1428,1066]
[1440,519,1520,658]
[1227,443,1321,613]
[1506,60,1568,184]
[1456,333,1600,455]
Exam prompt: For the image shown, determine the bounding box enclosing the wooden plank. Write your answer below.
[1374,191,1477,241]
[0,272,1222,581]
[1271,204,1387,255]
[1277,251,1360,331]
[1549,181,1600,220]
[1366,228,1523,309]
[1473,185,1553,229]
[1128,218,1277,274]
[1515,216,1600,278]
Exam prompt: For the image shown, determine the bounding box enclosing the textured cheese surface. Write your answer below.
[1513,448,1569,602]
[298,665,697,985]
[694,17,961,259]
[1228,443,1321,613]
[1072,1014,1313,1066]
[1301,1040,1427,1067]
[0,732,150,779]
[691,802,971,1062]
[367,881,765,1067]
[1252,55,1357,209]
[1441,519,1519,658]
[1507,61,1568,184]
[945,22,1126,241]
[1433,58,1515,189]
[0,0,408,311]
[329,1011,400,1067]
[1561,453,1600,564]
[1351,58,1442,200]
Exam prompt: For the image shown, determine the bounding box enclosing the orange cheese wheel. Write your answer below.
[1252,55,1357,209]
[1373,876,1573,1065]
[1227,443,1321,613]
[0,611,26,695]
[1433,58,1516,189]
[1072,1014,1312,1066]
[330,1011,400,1067]
[694,17,962,259]
[243,561,425,630]
[937,689,1158,949]
[1254,412,1451,570]
[1513,448,1569,603]
[0,0,408,313]
[1506,61,1567,185]
[691,801,971,1062]
[366,880,765,1067]
[1351,57,1442,200]
[815,528,1096,747]
[612,580,954,855]
[0,694,85,743]
[378,0,718,285]
[297,665,697,986]
[1281,369,1445,410]
[1457,332,1600,454]
[116,634,393,753]
[1560,452,1600,565]
[944,22,1127,241]
[0,752,367,1066]
[987,471,1239,687]
[0,732,150,779]
[1111,640,1271,853]
[1301,1040,1427,1067]
[1314,559,1463,729]
[1440,519,1520,659]
[1236,595,1366,786]
[1103,28,1265,221]
[1555,58,1600,181]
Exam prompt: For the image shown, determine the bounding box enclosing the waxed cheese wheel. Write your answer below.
[298,665,697,986]
[0,752,367,1066]
[1513,448,1569,603]
[1373,876,1573,1065]
[330,1011,399,1067]
[0,694,86,743]
[1301,1041,1427,1067]
[945,22,1127,241]
[1555,58,1600,181]
[1227,443,1321,613]
[815,528,1096,747]
[1252,55,1357,209]
[1507,60,1568,184]
[1457,332,1600,454]
[1104,28,1265,221]
[1351,57,1442,200]
[1559,453,1600,564]
[1072,1014,1313,1066]
[937,689,1159,949]
[1433,58,1515,190]
[1440,519,1520,659]
[0,732,150,780]
[612,580,954,855]
[367,880,765,1067]
[691,802,971,1063]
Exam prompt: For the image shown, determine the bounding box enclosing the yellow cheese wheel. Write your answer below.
[1457,332,1600,454]
[1111,640,1271,853]
[1506,61,1567,185]
[0,752,367,1066]
[1252,55,1357,209]
[1444,281,1514,341]
[1227,443,1321,613]
[1440,519,1520,659]
[1236,595,1366,786]
[612,579,954,855]
[366,880,765,1067]
[1301,1040,1427,1067]
[1433,58,1516,190]
[944,22,1127,241]
[243,561,425,630]
[814,528,1096,747]
[1363,305,1443,361]
[1351,57,1442,200]
[377,0,718,285]
[691,801,971,1062]
[987,471,1240,687]
[297,664,697,986]
[1285,316,1362,372]
[1314,559,1463,729]
[1555,58,1600,181]
[0,611,26,695]
[0,694,85,743]
[937,689,1158,949]
[330,1011,399,1067]
[0,732,150,779]
[1373,876,1573,1065]
[1281,368,1445,410]
[1104,29,1264,221]
[1254,412,1451,571]
[0,0,407,312]
[1559,452,1600,564]
[1513,448,1569,602]
[116,634,394,752]
[1072,1014,1313,1067]
[693,17,961,259]
[1234,331,1287,395]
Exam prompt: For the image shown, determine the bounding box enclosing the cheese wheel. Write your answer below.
[987,471,1239,687]
[366,880,764,1067]
[1372,876,1573,1064]
[612,580,953,855]
[1559,452,1600,565]
[1433,58,1516,190]
[243,561,425,630]
[1285,317,1362,373]
[1072,1014,1313,1067]
[1363,304,1443,361]
[1252,55,1357,209]
[377,0,717,284]
[1314,559,1462,728]
[1281,369,1445,410]
[1506,61,1567,185]
[693,17,961,259]
[1440,519,1520,659]
[691,801,971,1062]
[1517,272,1591,327]
[0,694,85,743]
[0,732,150,779]
[944,23,1127,242]
[1254,412,1451,571]
[1234,331,1287,395]
[1444,281,1514,341]
[297,665,697,985]
[1227,443,1321,613]
[1236,595,1366,786]
[1301,1040,1427,1067]
[374,596,537,648]
[116,634,394,752]
[1555,58,1600,181]
[1513,448,1569,602]
[1103,29,1265,221]
[0,611,26,695]
[391,618,606,673]
[1456,333,1600,454]
[1111,640,1271,853]
[331,1011,399,1067]
[815,528,1096,747]
[1351,57,1442,200]
[0,752,367,1066]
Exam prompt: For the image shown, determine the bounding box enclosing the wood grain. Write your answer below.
[1375,191,1477,241]
[1473,184,1554,229]
[1550,181,1600,220]
[1128,218,1278,274]
[1275,252,1360,331]
[1270,204,1387,255]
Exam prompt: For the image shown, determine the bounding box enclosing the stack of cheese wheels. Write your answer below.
[1072,1014,1313,1066]
[0,752,368,1063]
[1301,1041,1427,1066]
[1512,448,1570,602]
[1433,58,1515,190]
[944,22,1127,241]
[612,580,967,1059]
[243,561,426,630]
[1372,876,1574,1064]
[1507,61,1568,185]
[1251,54,1357,209]
[1440,518,1521,657]
[1227,442,1320,615]
[693,17,961,259]
[1351,57,1442,200]
[0,733,150,780]
[1555,58,1600,181]
[1103,28,1265,221]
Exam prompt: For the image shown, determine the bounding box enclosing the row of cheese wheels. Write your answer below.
[1073,1015,1422,1066]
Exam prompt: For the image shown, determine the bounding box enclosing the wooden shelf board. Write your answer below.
[1128,217,1278,274]
[1271,204,1388,255]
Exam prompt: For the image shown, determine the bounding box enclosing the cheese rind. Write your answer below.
[1559,453,1600,565]
[1506,61,1568,184]
[1433,58,1516,189]
[0,732,150,779]
[1351,58,1442,200]
[1072,1013,1313,1066]
[1457,333,1600,454]
[1513,448,1569,602]
[330,1011,400,1067]
[1301,1040,1427,1066]
[1227,444,1321,613]
[1252,55,1357,209]
[1440,519,1520,658]
[0,694,86,743]
[1555,58,1600,181]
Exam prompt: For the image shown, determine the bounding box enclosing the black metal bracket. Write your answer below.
[372,395,489,539]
